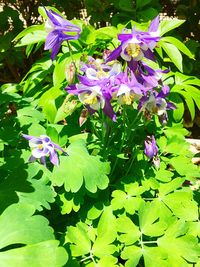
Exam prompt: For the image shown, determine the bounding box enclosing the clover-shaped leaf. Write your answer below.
[157,220,200,266]
[0,203,68,267]
[0,203,54,248]
[0,240,68,267]
[52,140,110,193]
[158,182,199,221]
[65,222,92,257]
[111,182,145,214]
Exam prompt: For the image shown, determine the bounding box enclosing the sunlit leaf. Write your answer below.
[52,140,110,193]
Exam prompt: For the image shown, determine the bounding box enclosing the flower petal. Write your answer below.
[49,150,59,166]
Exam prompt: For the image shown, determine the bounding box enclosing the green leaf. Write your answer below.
[38,6,48,19]
[17,106,45,126]
[15,30,47,47]
[139,201,169,237]
[188,221,200,238]
[0,240,68,267]
[96,207,116,244]
[160,41,183,72]
[95,27,118,40]
[0,203,54,249]
[158,220,200,266]
[164,123,189,138]
[158,178,183,196]
[163,135,190,155]
[39,86,65,123]
[161,36,194,59]
[79,25,95,44]
[53,53,82,86]
[137,8,158,20]
[119,0,134,12]
[97,255,118,267]
[26,123,46,137]
[92,207,117,258]
[177,90,195,120]
[59,191,83,214]
[143,246,168,267]
[159,19,185,36]
[169,93,184,121]
[161,191,199,221]
[169,155,200,178]
[111,188,144,214]
[121,246,142,267]
[155,163,174,182]
[116,215,140,245]
[87,202,104,220]
[52,140,110,193]
[54,95,79,123]
[13,25,45,42]
[136,0,152,9]
[182,84,200,110]
[65,222,92,257]
[17,178,56,211]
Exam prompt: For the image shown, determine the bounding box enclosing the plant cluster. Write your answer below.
[0,6,200,267]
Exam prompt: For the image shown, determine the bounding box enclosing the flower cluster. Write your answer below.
[63,16,176,167]
[22,134,67,166]
[24,12,176,168]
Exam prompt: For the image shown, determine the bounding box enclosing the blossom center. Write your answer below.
[152,106,159,113]
[84,94,98,105]
[126,44,141,58]
[37,144,43,150]
[96,70,107,79]
[122,94,135,105]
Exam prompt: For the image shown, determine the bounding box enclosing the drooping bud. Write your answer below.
[65,62,76,84]
[79,109,89,127]
[144,135,160,168]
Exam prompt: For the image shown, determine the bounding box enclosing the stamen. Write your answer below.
[37,144,43,149]
[96,69,107,79]
[84,94,98,105]
[122,94,135,105]
[152,106,159,113]
[126,44,141,58]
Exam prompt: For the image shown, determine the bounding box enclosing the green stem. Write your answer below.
[110,107,127,177]
[125,146,139,176]
[140,240,158,244]
[66,41,77,70]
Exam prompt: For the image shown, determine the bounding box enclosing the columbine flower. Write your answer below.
[79,58,122,87]
[144,135,160,168]
[106,16,160,64]
[115,70,144,105]
[66,58,121,121]
[67,83,116,121]
[22,134,67,166]
[44,8,81,60]
[138,85,176,124]
[136,62,170,89]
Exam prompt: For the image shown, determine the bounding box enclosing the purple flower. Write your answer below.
[138,85,176,124]
[22,134,67,166]
[106,16,160,64]
[67,83,116,121]
[136,62,170,89]
[115,70,144,105]
[79,58,122,86]
[144,135,160,168]
[66,58,121,121]
[44,9,81,60]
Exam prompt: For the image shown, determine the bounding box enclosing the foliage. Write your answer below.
[0,5,199,267]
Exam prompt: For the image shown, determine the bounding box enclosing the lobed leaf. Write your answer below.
[52,140,110,193]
